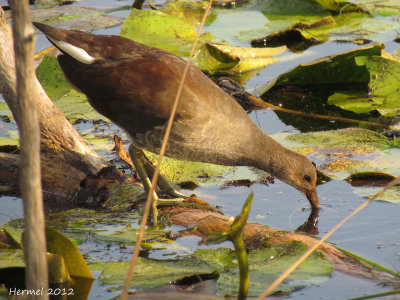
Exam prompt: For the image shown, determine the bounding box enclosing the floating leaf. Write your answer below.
[0,249,25,269]
[218,242,332,296]
[0,228,20,249]
[210,9,271,45]
[193,43,285,73]
[34,0,78,9]
[36,55,74,100]
[263,43,383,91]
[47,253,71,284]
[327,55,400,116]
[92,225,167,245]
[36,56,108,123]
[286,128,389,153]
[144,150,265,186]
[256,0,328,15]
[30,6,124,31]
[89,256,215,289]
[345,171,397,187]
[0,99,13,120]
[245,8,399,49]
[250,16,335,50]
[0,137,19,148]
[46,227,94,280]
[89,243,332,295]
[312,0,370,14]
[120,8,213,57]
[161,1,211,29]
[284,128,400,201]
[353,185,400,203]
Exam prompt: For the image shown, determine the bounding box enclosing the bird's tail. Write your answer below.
[33,22,102,64]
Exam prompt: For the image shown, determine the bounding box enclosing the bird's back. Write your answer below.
[35,23,268,167]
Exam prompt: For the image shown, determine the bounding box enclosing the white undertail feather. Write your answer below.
[48,37,95,64]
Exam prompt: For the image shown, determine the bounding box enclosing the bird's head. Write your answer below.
[277,152,319,209]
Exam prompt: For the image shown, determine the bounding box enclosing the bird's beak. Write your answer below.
[305,188,319,209]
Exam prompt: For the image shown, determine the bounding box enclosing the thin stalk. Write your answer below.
[248,95,385,128]
[119,2,213,299]
[256,176,400,299]
[346,289,400,300]
[10,0,48,298]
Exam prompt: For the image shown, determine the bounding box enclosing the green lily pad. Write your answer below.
[30,6,124,31]
[312,0,369,14]
[161,1,212,29]
[324,12,400,42]
[353,185,400,203]
[243,7,399,49]
[0,137,19,148]
[256,0,328,15]
[36,56,108,123]
[263,43,383,91]
[47,253,71,284]
[261,43,400,117]
[53,90,109,123]
[327,55,400,116]
[394,47,400,60]
[0,228,20,249]
[144,151,266,187]
[120,8,213,57]
[36,55,73,100]
[92,225,167,245]
[46,227,94,279]
[89,256,215,289]
[89,242,332,295]
[0,249,25,269]
[0,100,13,120]
[81,134,114,156]
[345,171,397,187]
[286,128,389,153]
[209,9,272,45]
[2,224,24,246]
[45,208,172,247]
[218,241,332,296]
[249,16,335,50]
[284,128,400,201]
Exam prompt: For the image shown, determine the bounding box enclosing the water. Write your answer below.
[2,1,400,299]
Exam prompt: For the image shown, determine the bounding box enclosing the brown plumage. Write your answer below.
[34,22,319,213]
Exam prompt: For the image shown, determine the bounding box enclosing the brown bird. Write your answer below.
[34,22,319,228]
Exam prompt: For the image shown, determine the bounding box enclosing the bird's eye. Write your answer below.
[304,175,312,183]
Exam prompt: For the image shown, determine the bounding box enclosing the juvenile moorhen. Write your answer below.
[33,23,319,226]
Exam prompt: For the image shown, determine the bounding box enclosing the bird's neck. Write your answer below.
[247,132,294,182]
